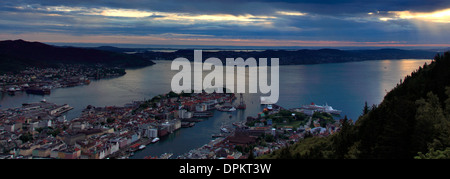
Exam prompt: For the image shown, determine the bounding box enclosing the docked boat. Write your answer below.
[299,102,341,115]
[217,106,236,112]
[7,87,15,95]
[324,105,341,115]
[221,127,230,133]
[152,137,160,143]
[21,84,30,88]
[193,111,213,118]
[139,145,146,150]
[232,122,246,128]
[267,104,273,110]
[212,133,225,138]
[129,143,141,152]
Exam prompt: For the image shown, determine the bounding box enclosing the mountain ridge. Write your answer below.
[0,39,155,73]
[114,47,438,65]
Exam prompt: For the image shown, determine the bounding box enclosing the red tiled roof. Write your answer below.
[130,143,141,148]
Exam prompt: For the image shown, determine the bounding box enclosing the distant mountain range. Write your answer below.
[0,40,155,73]
[0,39,441,74]
[92,46,439,65]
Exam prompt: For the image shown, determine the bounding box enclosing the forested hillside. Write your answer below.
[261,51,450,159]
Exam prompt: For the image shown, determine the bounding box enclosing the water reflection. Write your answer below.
[0,59,432,158]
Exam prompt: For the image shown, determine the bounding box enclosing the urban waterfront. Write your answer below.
[0,59,431,158]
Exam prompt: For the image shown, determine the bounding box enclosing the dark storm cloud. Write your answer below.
[10,0,450,14]
[1,0,450,46]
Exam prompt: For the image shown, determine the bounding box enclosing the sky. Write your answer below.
[1,0,450,48]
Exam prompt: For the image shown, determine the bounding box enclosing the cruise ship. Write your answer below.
[299,102,341,115]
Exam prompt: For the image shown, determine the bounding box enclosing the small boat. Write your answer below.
[212,133,225,138]
[221,127,229,133]
[232,122,244,127]
[21,84,30,88]
[139,145,146,150]
[152,137,160,143]
[7,87,15,95]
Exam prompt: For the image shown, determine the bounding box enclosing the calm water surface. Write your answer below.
[0,59,431,158]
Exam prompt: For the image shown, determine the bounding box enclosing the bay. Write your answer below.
[0,59,431,158]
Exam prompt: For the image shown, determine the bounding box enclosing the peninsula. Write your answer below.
[0,40,155,74]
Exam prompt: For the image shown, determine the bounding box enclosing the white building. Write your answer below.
[147,128,158,138]
[178,109,192,119]
[196,103,208,112]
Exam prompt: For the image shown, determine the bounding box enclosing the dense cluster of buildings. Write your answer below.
[0,65,125,95]
[178,104,345,159]
[0,76,347,159]
[0,101,77,158]
[0,91,236,159]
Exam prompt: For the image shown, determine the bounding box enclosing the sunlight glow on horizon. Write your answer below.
[1,32,450,48]
[381,8,450,23]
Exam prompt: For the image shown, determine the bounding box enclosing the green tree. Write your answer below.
[248,149,255,159]
[107,117,115,124]
[415,147,450,159]
[19,132,33,143]
[362,101,369,115]
[445,86,450,117]
[413,92,447,153]
[332,116,356,159]
[167,91,179,98]
[264,134,275,143]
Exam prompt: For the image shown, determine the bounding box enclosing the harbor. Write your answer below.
[0,89,250,159]
[177,101,344,159]
[0,59,429,159]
